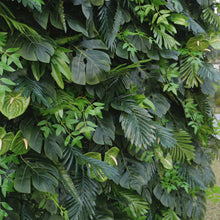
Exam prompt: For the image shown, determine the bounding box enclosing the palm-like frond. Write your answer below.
[15,76,56,108]
[0,2,41,40]
[98,2,129,50]
[169,130,195,163]
[180,55,203,88]
[201,7,220,28]
[111,184,148,218]
[115,99,155,151]
[64,172,99,220]
[62,146,119,182]
[58,165,81,204]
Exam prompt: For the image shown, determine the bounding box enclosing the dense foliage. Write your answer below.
[0,0,220,219]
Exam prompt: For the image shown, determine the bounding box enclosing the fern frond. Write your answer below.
[62,146,119,182]
[202,7,220,28]
[0,10,41,41]
[112,184,148,218]
[98,2,125,50]
[58,165,81,204]
[154,124,177,149]
[15,76,56,108]
[117,99,155,151]
[64,172,99,220]
[180,55,203,88]
[169,130,195,163]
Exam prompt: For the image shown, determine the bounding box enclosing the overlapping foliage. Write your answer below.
[0,0,220,219]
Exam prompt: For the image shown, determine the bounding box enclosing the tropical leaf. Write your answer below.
[44,133,64,162]
[20,119,43,153]
[64,173,99,220]
[62,146,119,182]
[14,159,59,193]
[169,130,195,163]
[119,156,156,194]
[111,184,148,218]
[198,62,220,82]
[180,55,203,88]
[0,132,14,155]
[150,93,170,118]
[0,90,30,120]
[98,2,130,50]
[15,76,56,108]
[11,130,30,155]
[202,7,220,28]
[71,41,111,85]
[112,98,155,150]
[93,112,115,146]
[162,209,181,220]
[58,165,81,203]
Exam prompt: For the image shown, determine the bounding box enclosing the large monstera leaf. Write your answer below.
[71,40,111,85]
[14,160,59,193]
[17,39,54,63]
[0,90,30,120]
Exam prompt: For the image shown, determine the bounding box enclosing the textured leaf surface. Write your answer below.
[0,90,30,120]
[71,46,111,85]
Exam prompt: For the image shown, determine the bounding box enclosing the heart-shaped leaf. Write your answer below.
[11,130,30,155]
[0,90,30,120]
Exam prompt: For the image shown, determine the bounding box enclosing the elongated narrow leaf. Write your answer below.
[58,165,81,203]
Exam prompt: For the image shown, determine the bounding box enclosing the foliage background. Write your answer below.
[0,0,220,219]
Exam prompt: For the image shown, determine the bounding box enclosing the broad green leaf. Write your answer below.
[71,46,111,85]
[33,10,49,29]
[14,164,31,193]
[0,90,30,120]
[20,119,43,154]
[104,147,119,167]
[18,40,54,63]
[209,33,220,50]
[67,18,88,37]
[186,35,209,51]
[11,130,30,155]
[44,133,64,162]
[51,63,64,89]
[0,132,14,155]
[32,162,58,193]
[93,113,115,145]
[0,127,6,139]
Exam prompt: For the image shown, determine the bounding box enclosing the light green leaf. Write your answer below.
[0,90,30,120]
[11,130,30,155]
